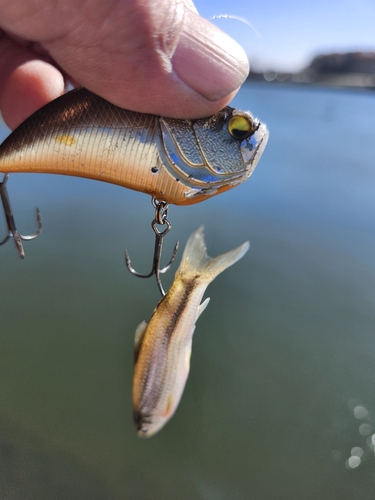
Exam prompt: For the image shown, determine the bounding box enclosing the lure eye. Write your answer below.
[227,114,255,140]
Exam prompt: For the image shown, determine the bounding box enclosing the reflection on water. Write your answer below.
[0,84,375,499]
[344,400,375,470]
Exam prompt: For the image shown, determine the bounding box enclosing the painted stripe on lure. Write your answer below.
[0,88,268,205]
[133,226,249,437]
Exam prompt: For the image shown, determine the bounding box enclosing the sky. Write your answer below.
[195,0,375,72]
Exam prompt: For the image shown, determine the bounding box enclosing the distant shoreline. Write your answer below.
[248,51,375,91]
[246,72,375,91]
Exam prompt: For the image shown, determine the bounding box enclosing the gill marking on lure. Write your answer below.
[0,174,43,258]
[125,198,179,297]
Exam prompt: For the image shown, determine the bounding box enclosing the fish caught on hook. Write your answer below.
[125,198,179,296]
[132,225,250,437]
[0,174,43,258]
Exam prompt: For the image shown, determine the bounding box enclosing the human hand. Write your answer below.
[0,0,249,130]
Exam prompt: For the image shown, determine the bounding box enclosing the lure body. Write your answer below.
[0,88,268,205]
[133,226,249,437]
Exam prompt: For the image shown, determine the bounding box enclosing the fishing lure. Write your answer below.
[132,225,249,437]
[0,87,267,290]
[0,87,268,205]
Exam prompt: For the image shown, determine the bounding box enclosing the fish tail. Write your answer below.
[178,226,249,283]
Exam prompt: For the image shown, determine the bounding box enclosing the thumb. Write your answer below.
[0,0,249,126]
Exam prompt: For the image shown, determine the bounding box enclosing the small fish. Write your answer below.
[0,88,268,205]
[132,226,249,437]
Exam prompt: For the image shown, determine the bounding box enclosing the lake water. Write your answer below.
[0,83,375,499]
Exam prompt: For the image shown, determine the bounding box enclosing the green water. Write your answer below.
[1,84,375,499]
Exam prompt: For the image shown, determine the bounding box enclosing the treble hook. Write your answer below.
[0,174,43,259]
[125,198,179,297]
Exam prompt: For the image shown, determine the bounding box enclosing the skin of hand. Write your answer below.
[0,0,249,130]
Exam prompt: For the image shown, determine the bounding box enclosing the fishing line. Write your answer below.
[208,14,261,39]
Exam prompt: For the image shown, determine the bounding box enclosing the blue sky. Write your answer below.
[195,0,375,72]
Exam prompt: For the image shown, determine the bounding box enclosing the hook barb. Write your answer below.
[0,173,43,258]
[159,240,179,274]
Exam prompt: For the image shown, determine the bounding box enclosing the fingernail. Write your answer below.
[172,9,249,101]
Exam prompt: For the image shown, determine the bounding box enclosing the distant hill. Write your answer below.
[247,51,375,89]
[308,52,375,75]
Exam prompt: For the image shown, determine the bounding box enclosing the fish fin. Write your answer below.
[196,297,210,320]
[178,226,249,283]
[134,320,147,362]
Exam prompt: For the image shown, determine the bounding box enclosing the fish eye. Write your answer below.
[227,114,255,140]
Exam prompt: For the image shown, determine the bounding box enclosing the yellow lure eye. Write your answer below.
[227,114,254,140]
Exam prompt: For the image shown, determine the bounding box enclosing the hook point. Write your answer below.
[0,174,43,257]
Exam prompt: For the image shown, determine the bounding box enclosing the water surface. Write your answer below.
[0,83,375,499]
